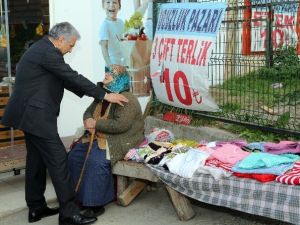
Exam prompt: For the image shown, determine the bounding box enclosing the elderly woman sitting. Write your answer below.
[68,65,144,217]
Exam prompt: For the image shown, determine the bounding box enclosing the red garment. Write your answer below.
[276,161,300,185]
[233,172,277,183]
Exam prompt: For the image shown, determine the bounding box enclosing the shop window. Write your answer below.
[0,0,49,147]
[8,0,49,74]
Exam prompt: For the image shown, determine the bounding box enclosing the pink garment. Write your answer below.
[216,139,248,148]
[124,148,137,161]
[276,161,300,185]
[264,141,300,155]
[138,138,149,147]
[211,144,250,165]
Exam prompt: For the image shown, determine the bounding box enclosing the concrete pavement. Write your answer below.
[0,171,292,225]
[0,170,56,219]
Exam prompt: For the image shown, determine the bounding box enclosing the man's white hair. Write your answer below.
[49,22,81,42]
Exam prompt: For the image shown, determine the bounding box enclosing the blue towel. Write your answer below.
[236,152,299,169]
[232,162,294,175]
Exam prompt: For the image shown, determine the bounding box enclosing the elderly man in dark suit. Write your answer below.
[1,22,128,225]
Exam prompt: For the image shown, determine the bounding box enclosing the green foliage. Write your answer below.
[225,124,296,142]
[273,45,299,67]
[191,117,219,127]
[275,112,290,128]
[218,45,300,131]
[262,46,300,80]
[239,129,279,142]
[279,89,300,106]
[220,103,241,112]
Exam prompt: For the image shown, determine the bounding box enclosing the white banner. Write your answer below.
[251,1,299,52]
[150,3,226,111]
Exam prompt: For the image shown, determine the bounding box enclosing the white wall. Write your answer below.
[49,0,149,137]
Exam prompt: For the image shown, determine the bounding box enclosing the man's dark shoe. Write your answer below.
[28,206,59,223]
[59,214,97,225]
[83,206,105,218]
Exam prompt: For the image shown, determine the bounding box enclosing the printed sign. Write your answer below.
[251,0,299,51]
[150,3,226,111]
[163,111,192,125]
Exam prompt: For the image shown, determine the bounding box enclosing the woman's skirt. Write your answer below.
[68,140,114,206]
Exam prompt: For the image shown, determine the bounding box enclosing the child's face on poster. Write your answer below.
[103,0,120,21]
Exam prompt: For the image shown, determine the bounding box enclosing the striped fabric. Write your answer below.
[124,148,137,161]
[205,158,233,171]
[148,165,300,225]
[276,161,300,185]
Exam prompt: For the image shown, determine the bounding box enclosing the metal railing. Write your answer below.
[153,0,300,137]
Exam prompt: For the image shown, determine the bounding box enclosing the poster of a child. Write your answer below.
[99,0,153,95]
[99,0,126,80]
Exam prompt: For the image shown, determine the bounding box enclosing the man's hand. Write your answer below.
[84,118,96,133]
[104,93,128,106]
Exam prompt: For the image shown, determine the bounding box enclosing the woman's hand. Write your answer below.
[84,118,96,133]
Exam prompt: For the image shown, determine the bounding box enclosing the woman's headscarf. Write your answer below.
[104,66,130,93]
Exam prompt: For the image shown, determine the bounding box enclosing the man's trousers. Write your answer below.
[24,132,80,217]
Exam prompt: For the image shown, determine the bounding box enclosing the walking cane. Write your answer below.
[75,129,95,193]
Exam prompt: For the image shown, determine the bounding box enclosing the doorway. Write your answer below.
[0,0,49,147]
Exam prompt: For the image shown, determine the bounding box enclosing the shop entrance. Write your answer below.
[0,0,49,147]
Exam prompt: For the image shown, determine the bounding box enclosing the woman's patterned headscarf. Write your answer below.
[104,66,130,93]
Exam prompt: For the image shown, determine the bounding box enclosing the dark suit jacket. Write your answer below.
[2,36,106,138]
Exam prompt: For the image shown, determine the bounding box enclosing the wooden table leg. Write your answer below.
[117,175,128,197]
[118,180,147,206]
[165,185,195,221]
